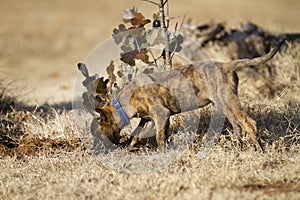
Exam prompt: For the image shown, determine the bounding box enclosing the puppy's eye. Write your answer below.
[96,117,101,123]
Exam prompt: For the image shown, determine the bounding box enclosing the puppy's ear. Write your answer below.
[77,63,89,78]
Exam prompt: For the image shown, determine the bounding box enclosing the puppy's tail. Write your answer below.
[228,39,284,72]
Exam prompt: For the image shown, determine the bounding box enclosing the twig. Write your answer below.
[141,0,159,6]
[148,49,159,69]
[159,0,171,68]
[178,15,186,33]
[165,0,170,28]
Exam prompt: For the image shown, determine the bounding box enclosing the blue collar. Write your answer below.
[112,98,130,126]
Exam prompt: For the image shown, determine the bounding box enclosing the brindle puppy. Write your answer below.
[80,40,283,151]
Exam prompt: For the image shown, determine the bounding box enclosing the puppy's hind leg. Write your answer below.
[226,105,263,151]
[149,104,171,148]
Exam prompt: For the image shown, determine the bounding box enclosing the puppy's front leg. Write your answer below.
[128,118,153,149]
[149,104,170,148]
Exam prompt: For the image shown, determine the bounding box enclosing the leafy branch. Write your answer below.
[80,0,185,110]
[109,0,183,95]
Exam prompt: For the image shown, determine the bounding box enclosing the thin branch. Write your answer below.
[134,38,140,51]
[159,0,171,68]
[166,0,169,28]
[170,48,176,63]
[141,0,160,6]
[178,15,186,33]
[174,22,178,32]
[148,49,159,69]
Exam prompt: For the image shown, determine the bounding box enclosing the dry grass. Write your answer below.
[1,0,300,199]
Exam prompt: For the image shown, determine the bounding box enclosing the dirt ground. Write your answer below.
[0,0,299,104]
[1,0,300,200]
